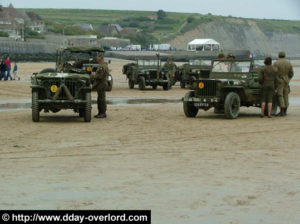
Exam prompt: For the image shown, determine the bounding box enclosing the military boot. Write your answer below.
[276,108,284,117]
[94,113,107,118]
[283,108,287,116]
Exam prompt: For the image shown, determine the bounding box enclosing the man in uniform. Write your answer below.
[163,57,177,85]
[213,53,228,72]
[273,51,294,116]
[92,52,108,118]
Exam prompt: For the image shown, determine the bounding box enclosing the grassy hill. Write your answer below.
[17,8,300,48]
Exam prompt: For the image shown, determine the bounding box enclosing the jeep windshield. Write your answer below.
[60,51,98,64]
[189,59,211,66]
[137,59,160,66]
[212,61,251,73]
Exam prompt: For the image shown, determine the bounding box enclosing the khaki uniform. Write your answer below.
[164,62,177,82]
[273,59,294,108]
[258,65,278,103]
[92,62,108,114]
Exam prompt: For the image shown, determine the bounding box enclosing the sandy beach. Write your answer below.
[0,60,299,224]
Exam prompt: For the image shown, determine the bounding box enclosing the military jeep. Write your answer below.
[177,59,211,89]
[122,55,172,90]
[183,59,278,119]
[30,46,108,122]
[56,47,113,91]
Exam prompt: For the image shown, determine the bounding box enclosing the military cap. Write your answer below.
[167,56,173,60]
[218,53,225,58]
[278,51,286,58]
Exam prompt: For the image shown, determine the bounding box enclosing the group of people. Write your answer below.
[0,56,19,81]
[259,51,294,118]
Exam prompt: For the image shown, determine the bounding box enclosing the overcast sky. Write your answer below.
[2,0,300,20]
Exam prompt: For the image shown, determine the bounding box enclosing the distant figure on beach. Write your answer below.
[5,56,12,80]
[0,57,7,80]
[13,61,20,80]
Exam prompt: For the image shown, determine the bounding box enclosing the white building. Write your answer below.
[150,44,171,51]
[187,39,220,52]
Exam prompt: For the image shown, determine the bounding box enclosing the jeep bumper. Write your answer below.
[38,99,88,104]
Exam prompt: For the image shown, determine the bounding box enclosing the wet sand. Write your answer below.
[0,60,300,224]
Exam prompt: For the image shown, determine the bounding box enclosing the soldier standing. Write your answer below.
[273,52,294,116]
[92,52,108,118]
[163,57,177,85]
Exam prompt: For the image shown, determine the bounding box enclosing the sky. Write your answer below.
[2,0,300,20]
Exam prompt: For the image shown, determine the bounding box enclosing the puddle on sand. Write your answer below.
[0,98,182,111]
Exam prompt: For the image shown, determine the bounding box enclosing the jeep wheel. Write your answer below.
[264,94,279,116]
[180,81,186,89]
[79,109,84,117]
[163,82,169,91]
[128,79,134,89]
[183,91,198,117]
[152,84,157,90]
[138,76,145,90]
[224,92,240,119]
[32,91,40,122]
[84,92,92,122]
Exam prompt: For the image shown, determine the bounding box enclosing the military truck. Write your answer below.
[177,59,212,89]
[30,47,109,122]
[122,55,172,90]
[183,59,278,119]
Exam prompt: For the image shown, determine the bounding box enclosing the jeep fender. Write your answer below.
[221,87,246,102]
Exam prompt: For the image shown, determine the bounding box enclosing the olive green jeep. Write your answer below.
[30,46,109,122]
[177,59,211,88]
[183,59,278,119]
[56,47,113,91]
[122,55,172,90]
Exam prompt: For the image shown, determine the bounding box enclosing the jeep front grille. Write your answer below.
[197,80,217,97]
[47,79,78,99]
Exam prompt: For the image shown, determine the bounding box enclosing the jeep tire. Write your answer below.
[163,81,169,91]
[32,91,40,122]
[128,79,134,89]
[183,91,198,117]
[84,92,92,122]
[180,81,186,89]
[138,76,145,90]
[224,92,240,119]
